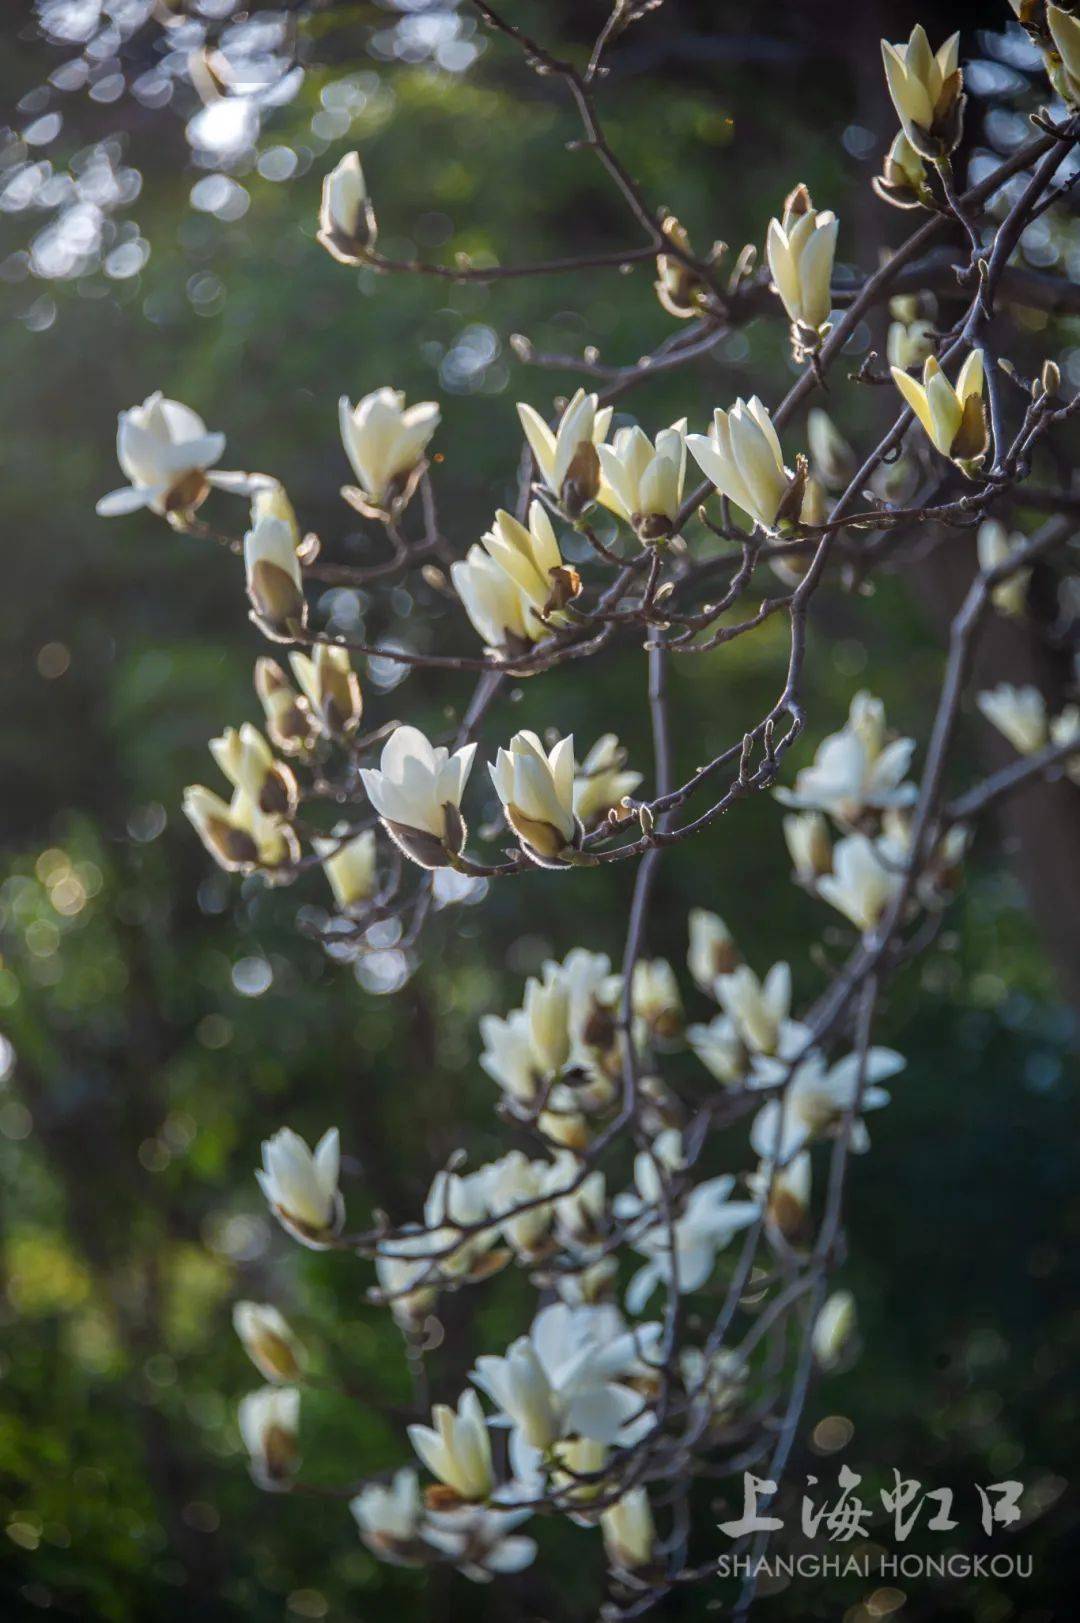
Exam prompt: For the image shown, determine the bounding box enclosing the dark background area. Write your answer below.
[1,2,1077,1619]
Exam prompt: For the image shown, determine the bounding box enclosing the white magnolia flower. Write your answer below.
[421,1166,502,1280]
[631,958,682,1042]
[318,151,376,263]
[875,128,931,208]
[339,387,440,510]
[238,1385,301,1490]
[473,1302,657,1464]
[976,683,1048,756]
[483,1152,560,1258]
[490,730,580,865]
[597,419,688,540]
[573,733,642,828]
[374,1244,439,1332]
[254,657,313,755]
[517,388,612,517]
[232,1302,305,1384]
[717,961,795,1057]
[96,393,227,517]
[550,1154,606,1247]
[288,644,362,735]
[452,502,576,652]
[256,1127,344,1247]
[881,25,963,157]
[687,908,740,992]
[251,480,300,542]
[747,1152,812,1245]
[687,1012,745,1086]
[623,1160,758,1314]
[888,317,936,372]
[892,351,986,468]
[244,512,306,639]
[812,1289,859,1372]
[775,690,917,824]
[766,186,838,339]
[783,810,832,884]
[680,1347,747,1420]
[552,1257,619,1308]
[750,1046,905,1162]
[423,1506,536,1583]
[360,724,476,867]
[1048,5,1080,103]
[686,397,797,534]
[816,833,906,934]
[1050,704,1080,785]
[806,409,855,492]
[602,1487,656,1573]
[408,1389,494,1503]
[350,1468,424,1566]
[183,784,295,872]
[315,829,377,912]
[209,723,297,822]
[562,946,622,1066]
[977,520,1029,618]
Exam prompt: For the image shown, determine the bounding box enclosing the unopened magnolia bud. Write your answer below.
[806,410,856,493]
[289,644,362,737]
[233,1302,305,1384]
[318,152,377,265]
[254,658,314,754]
[812,1289,859,1372]
[244,514,306,641]
[1038,359,1061,399]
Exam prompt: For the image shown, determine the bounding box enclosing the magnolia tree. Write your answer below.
[93,2,1080,1615]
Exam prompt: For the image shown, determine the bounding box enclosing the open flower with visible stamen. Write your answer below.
[490,731,581,866]
[686,397,804,534]
[766,185,838,352]
[517,389,612,519]
[881,25,965,159]
[256,1127,344,1248]
[597,419,688,542]
[451,503,579,654]
[238,1386,301,1491]
[572,734,642,829]
[891,351,987,473]
[233,1303,305,1384]
[339,387,440,513]
[317,151,377,264]
[350,1469,426,1567]
[244,512,306,640]
[96,393,228,518]
[816,833,907,934]
[408,1389,494,1505]
[209,724,298,821]
[289,644,362,736]
[976,683,1048,755]
[360,725,476,868]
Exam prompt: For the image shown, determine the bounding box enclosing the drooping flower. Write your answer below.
[597,419,688,542]
[881,25,965,158]
[96,393,227,518]
[686,397,803,534]
[766,185,838,348]
[490,730,580,866]
[339,387,440,512]
[238,1385,301,1491]
[517,388,613,518]
[232,1302,305,1384]
[360,725,476,868]
[256,1126,344,1248]
[891,351,987,472]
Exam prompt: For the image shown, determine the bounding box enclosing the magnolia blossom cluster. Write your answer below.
[89,7,1080,1606]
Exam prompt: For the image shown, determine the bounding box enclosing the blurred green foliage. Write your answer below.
[1,3,1078,1620]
